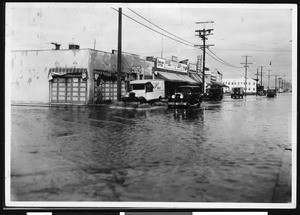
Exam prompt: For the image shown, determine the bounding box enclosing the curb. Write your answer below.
[272,148,292,203]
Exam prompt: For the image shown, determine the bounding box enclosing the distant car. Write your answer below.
[205,87,224,100]
[266,88,277,98]
[231,87,244,99]
[167,85,202,108]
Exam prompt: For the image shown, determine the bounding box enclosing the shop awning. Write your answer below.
[210,80,229,88]
[189,73,202,83]
[177,74,198,84]
[156,71,198,84]
[48,68,88,81]
[94,69,115,77]
[156,72,185,82]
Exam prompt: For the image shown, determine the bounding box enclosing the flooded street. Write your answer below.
[10,93,293,202]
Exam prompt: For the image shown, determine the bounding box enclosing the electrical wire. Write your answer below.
[111,7,244,69]
[127,7,195,46]
[110,7,194,48]
[206,48,243,68]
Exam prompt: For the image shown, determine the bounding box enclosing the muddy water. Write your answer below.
[10,94,292,202]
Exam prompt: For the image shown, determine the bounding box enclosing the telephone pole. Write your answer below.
[117,8,122,101]
[267,69,272,89]
[274,75,278,90]
[256,68,259,95]
[259,66,265,87]
[195,21,214,94]
[241,55,252,97]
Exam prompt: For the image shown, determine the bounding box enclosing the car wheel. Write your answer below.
[139,97,146,104]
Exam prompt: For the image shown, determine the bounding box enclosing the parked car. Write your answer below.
[266,88,277,98]
[231,87,244,99]
[205,87,224,100]
[167,85,202,108]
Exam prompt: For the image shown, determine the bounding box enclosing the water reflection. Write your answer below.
[172,108,204,122]
[11,94,293,202]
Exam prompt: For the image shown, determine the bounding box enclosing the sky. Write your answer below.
[6,3,296,88]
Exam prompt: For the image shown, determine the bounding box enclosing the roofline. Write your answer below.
[11,48,113,55]
[11,48,151,61]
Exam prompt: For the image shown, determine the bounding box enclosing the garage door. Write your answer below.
[51,77,87,104]
[102,80,126,101]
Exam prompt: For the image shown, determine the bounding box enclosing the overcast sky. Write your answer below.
[6,3,296,87]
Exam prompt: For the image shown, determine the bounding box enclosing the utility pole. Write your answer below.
[274,75,278,90]
[241,55,252,97]
[161,31,163,58]
[260,66,265,87]
[256,68,259,95]
[195,21,214,94]
[94,39,97,50]
[267,69,271,89]
[117,8,122,101]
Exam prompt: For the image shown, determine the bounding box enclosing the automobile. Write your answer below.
[205,87,224,100]
[122,79,165,103]
[167,85,202,108]
[266,88,277,98]
[231,87,244,99]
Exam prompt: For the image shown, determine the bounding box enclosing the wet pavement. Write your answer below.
[10,93,293,202]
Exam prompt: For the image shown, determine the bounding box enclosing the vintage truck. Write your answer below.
[231,87,244,99]
[122,79,165,103]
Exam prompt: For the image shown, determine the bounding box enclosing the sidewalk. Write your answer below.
[272,148,292,203]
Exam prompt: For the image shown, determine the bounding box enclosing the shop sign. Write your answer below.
[176,63,182,70]
[164,59,175,70]
[171,56,178,62]
[156,57,187,73]
[182,64,188,73]
[157,58,165,68]
[189,63,197,72]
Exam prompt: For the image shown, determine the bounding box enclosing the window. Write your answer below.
[253,88,255,90]
[145,82,154,92]
[131,84,145,90]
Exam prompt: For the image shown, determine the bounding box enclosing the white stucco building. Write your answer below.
[222,77,257,94]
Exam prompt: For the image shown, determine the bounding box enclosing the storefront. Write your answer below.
[153,57,198,97]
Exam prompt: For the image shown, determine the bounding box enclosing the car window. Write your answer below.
[145,82,154,92]
[131,84,145,90]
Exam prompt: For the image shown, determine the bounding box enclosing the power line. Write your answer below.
[127,7,195,46]
[112,7,242,69]
[213,48,292,52]
[110,7,194,48]
[206,48,243,68]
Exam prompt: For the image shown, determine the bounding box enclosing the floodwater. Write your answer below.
[10,93,293,202]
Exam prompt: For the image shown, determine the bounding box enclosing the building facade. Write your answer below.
[10,48,153,105]
[151,57,200,97]
[222,77,257,94]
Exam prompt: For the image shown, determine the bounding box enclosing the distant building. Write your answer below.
[222,77,257,94]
